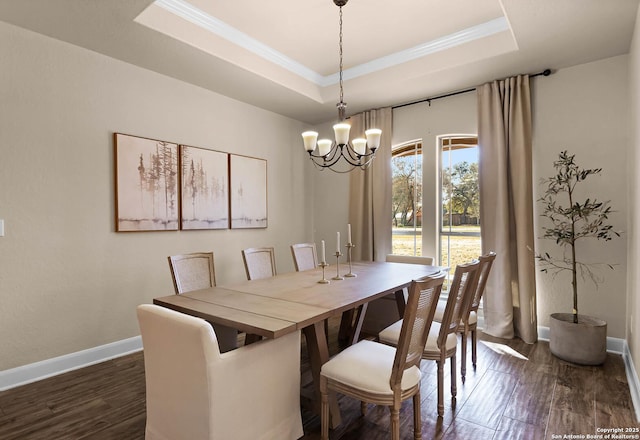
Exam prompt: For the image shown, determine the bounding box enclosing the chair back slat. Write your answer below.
[168,252,216,294]
[290,243,318,271]
[390,272,446,390]
[242,247,277,280]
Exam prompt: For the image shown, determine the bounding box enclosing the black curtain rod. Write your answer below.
[392,68,552,110]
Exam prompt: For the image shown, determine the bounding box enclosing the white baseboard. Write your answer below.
[0,336,142,391]
[623,341,640,422]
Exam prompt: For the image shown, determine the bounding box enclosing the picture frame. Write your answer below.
[180,145,229,230]
[114,133,179,232]
[230,154,267,229]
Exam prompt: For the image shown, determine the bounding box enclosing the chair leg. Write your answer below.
[360,401,367,416]
[436,360,444,417]
[471,329,478,369]
[450,354,457,399]
[390,406,400,440]
[461,331,468,381]
[412,391,422,440]
[320,376,330,440]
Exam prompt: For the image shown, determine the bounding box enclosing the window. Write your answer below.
[439,136,481,275]
[391,141,422,256]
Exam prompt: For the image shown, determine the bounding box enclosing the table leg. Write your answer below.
[303,321,342,429]
[346,303,368,346]
[394,288,406,318]
[338,309,354,342]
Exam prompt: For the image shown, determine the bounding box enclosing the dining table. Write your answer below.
[153,260,442,428]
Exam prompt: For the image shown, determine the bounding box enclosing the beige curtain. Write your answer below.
[476,76,537,343]
[348,107,393,262]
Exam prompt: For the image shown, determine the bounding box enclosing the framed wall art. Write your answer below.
[230,154,267,229]
[180,145,229,230]
[114,133,179,231]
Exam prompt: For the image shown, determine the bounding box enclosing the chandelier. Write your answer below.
[301,0,382,173]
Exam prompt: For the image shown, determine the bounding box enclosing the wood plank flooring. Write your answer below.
[0,317,637,439]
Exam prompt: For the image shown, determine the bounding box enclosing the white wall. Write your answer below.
[532,55,629,339]
[627,5,640,377]
[0,21,310,371]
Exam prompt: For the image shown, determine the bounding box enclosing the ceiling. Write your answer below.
[0,0,638,124]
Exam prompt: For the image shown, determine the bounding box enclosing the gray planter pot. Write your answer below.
[549,313,607,365]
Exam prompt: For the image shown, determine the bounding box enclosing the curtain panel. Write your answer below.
[476,75,538,343]
[348,107,393,262]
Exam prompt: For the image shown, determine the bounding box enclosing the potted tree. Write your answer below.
[536,150,620,365]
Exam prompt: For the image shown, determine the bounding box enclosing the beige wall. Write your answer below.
[532,55,629,339]
[0,21,310,370]
[628,5,640,377]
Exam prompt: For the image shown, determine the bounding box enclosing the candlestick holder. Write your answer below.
[332,252,344,280]
[317,261,330,284]
[344,243,357,277]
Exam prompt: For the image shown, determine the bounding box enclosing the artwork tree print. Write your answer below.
[115,133,179,231]
[180,146,229,229]
[230,155,267,229]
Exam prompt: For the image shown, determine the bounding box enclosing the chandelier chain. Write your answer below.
[338,5,344,106]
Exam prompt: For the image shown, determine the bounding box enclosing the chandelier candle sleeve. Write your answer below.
[318,139,333,157]
[333,123,351,145]
[352,138,366,155]
[302,131,318,152]
[365,129,382,150]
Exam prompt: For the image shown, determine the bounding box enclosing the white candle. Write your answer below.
[321,240,326,263]
[347,224,352,244]
[336,232,340,253]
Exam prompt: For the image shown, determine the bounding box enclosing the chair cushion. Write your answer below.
[433,303,477,326]
[379,321,457,354]
[321,340,421,395]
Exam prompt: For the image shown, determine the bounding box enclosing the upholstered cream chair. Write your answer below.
[379,260,479,417]
[320,272,445,440]
[167,252,238,352]
[137,304,304,440]
[290,242,318,271]
[241,247,277,280]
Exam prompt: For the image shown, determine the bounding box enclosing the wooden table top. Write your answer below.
[154,261,441,339]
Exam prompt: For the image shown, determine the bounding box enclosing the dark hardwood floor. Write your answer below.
[0,316,637,439]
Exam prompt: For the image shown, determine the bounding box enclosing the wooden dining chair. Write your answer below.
[290,242,318,271]
[432,252,496,380]
[357,254,436,338]
[167,252,238,352]
[379,260,480,417]
[320,272,446,440]
[241,247,277,280]
[167,252,216,294]
[461,251,496,377]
